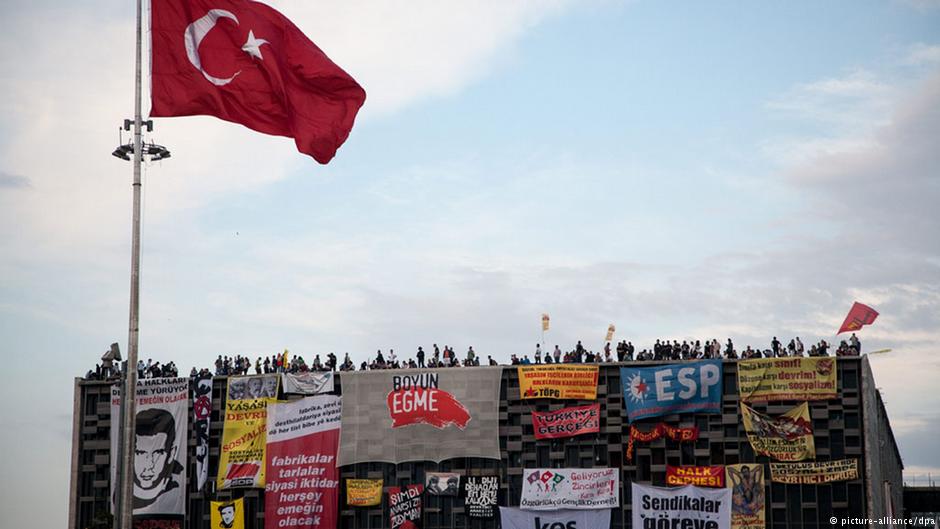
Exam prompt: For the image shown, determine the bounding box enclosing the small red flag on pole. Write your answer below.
[837,302,879,334]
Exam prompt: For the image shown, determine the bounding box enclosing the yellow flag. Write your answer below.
[210,498,245,529]
[541,314,550,331]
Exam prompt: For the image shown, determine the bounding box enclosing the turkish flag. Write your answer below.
[150,0,366,163]
[837,302,879,334]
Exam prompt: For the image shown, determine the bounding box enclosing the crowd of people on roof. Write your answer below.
[84,333,865,379]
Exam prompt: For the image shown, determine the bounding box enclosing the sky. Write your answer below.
[0,0,938,527]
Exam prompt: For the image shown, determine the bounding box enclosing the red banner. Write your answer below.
[265,396,342,529]
[665,465,725,488]
[532,404,600,439]
[626,423,699,461]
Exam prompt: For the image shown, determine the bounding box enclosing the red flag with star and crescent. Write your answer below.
[837,302,879,334]
[150,0,366,163]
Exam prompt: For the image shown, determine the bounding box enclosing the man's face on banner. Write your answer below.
[134,432,176,490]
[247,377,262,397]
[263,376,278,397]
[220,505,236,526]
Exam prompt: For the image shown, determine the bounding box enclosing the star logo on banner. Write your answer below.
[628,373,649,403]
[241,30,269,60]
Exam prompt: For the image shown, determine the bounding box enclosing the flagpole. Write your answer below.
[119,0,144,526]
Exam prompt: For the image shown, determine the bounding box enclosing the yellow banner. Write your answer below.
[742,402,815,461]
[347,478,383,506]
[210,498,245,529]
[217,376,279,489]
[726,464,765,529]
[518,365,598,400]
[770,459,859,484]
[737,357,837,402]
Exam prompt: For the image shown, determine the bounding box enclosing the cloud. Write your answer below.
[0,171,29,189]
[905,43,940,65]
[265,0,572,114]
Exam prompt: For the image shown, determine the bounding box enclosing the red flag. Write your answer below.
[150,0,366,163]
[837,302,879,334]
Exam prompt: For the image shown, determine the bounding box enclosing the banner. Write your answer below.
[131,377,188,515]
[110,384,121,514]
[337,368,501,465]
[218,375,279,489]
[542,314,550,331]
[726,464,765,529]
[737,357,837,402]
[666,466,725,488]
[265,395,341,529]
[346,479,383,507]
[210,498,245,529]
[500,507,611,529]
[621,360,722,421]
[281,372,334,395]
[389,484,423,529]
[425,472,460,496]
[532,404,600,440]
[606,324,616,342]
[193,376,213,491]
[518,365,599,400]
[741,402,815,461]
[632,483,731,529]
[520,468,619,510]
[626,423,699,461]
[134,520,182,529]
[770,459,859,484]
[464,476,499,518]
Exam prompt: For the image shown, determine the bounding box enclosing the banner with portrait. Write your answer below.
[500,507,611,529]
[265,395,342,529]
[770,459,859,484]
[463,476,499,518]
[281,372,334,395]
[210,498,245,529]
[737,357,837,402]
[388,484,423,529]
[425,472,460,496]
[217,375,279,489]
[520,468,619,510]
[665,466,725,488]
[620,360,722,422]
[122,377,188,516]
[346,479,383,507]
[518,365,599,400]
[337,368,501,465]
[192,376,213,491]
[532,404,600,440]
[632,483,730,529]
[726,464,765,529]
[741,402,815,461]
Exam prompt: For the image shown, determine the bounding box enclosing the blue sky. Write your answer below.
[1,1,939,527]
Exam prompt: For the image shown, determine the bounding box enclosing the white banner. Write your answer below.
[500,507,611,529]
[109,384,121,514]
[110,377,189,516]
[281,372,334,395]
[520,468,619,510]
[631,483,730,529]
